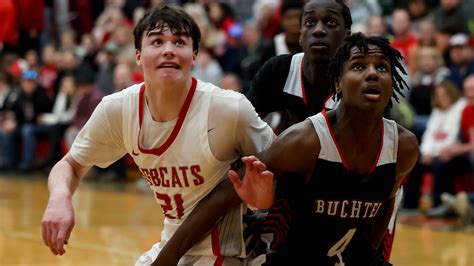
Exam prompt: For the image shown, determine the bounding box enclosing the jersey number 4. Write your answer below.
[327,228,356,266]
[155,192,184,219]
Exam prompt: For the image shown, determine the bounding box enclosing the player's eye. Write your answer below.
[351,63,364,71]
[304,18,315,27]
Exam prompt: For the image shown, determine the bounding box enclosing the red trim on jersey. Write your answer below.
[322,110,384,173]
[323,93,334,111]
[368,121,384,174]
[211,227,224,266]
[137,78,197,156]
[300,59,307,105]
[322,109,349,169]
[379,226,395,261]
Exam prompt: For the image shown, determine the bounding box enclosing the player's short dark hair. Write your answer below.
[301,0,352,30]
[328,32,408,107]
[334,0,352,30]
[133,5,201,53]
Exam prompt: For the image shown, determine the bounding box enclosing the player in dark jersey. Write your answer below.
[152,1,400,264]
[247,0,351,124]
[244,0,353,255]
[230,33,419,265]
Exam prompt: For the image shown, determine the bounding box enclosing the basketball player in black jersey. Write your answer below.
[229,33,419,265]
[152,1,403,264]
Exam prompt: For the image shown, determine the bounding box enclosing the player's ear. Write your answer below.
[135,49,142,67]
[335,80,342,95]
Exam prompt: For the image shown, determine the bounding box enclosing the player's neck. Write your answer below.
[303,60,330,88]
[334,107,383,135]
[145,78,192,122]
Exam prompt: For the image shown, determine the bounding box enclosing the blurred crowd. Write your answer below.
[0,0,474,222]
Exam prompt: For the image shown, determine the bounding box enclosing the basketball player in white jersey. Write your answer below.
[229,34,419,265]
[41,5,274,265]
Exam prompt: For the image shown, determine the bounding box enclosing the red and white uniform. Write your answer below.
[70,78,274,265]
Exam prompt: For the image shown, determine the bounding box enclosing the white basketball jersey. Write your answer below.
[72,78,268,260]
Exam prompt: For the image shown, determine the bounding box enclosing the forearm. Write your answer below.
[48,154,89,199]
[153,179,242,265]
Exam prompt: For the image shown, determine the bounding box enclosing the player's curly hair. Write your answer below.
[328,32,408,108]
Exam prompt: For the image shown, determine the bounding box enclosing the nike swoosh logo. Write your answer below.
[132,150,139,156]
[207,128,215,133]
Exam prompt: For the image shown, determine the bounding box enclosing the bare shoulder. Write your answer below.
[396,124,419,176]
[278,119,320,147]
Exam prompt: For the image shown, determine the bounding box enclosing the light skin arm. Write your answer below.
[152,120,318,265]
[41,153,91,256]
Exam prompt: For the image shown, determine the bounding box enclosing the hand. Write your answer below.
[228,156,274,209]
[41,196,75,256]
[3,119,17,133]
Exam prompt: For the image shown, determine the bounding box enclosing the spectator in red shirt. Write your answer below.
[15,0,44,56]
[391,8,418,66]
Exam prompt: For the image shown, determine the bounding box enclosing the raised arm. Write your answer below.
[41,153,91,256]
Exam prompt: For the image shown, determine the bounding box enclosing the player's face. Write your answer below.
[136,26,196,84]
[300,0,349,63]
[337,45,393,111]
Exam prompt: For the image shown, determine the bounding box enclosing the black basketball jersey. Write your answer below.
[265,112,398,266]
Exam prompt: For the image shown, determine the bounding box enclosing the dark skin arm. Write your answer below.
[152,120,319,265]
[363,125,419,249]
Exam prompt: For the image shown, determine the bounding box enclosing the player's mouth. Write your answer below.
[363,86,382,101]
[158,63,180,69]
[310,41,329,50]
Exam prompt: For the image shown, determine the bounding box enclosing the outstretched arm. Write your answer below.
[152,176,243,265]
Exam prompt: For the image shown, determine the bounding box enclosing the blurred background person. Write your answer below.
[0,70,21,171]
[220,72,242,93]
[419,80,467,214]
[17,69,54,172]
[260,0,304,64]
[37,74,80,169]
[446,33,474,90]
[64,64,103,149]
